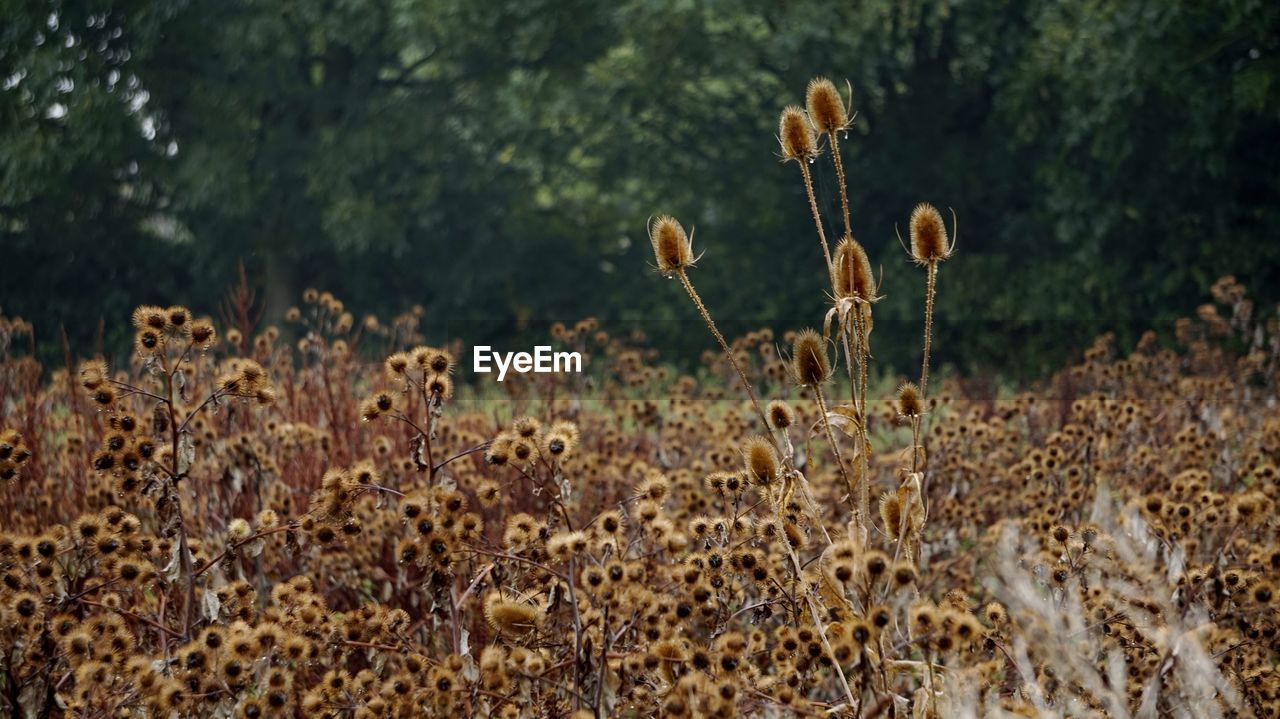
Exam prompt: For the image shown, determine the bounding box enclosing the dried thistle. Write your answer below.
[648,215,694,275]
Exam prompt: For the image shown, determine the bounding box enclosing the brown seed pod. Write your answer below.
[832,235,876,301]
[778,106,817,161]
[743,436,779,485]
[896,382,923,418]
[791,329,831,386]
[132,305,167,331]
[767,400,795,430]
[805,77,849,134]
[909,203,952,265]
[649,215,694,274]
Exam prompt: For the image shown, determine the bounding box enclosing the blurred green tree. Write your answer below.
[2,0,1277,378]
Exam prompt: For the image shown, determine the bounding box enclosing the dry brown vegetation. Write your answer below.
[2,78,1279,719]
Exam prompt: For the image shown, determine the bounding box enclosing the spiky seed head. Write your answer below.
[80,360,109,390]
[166,306,191,329]
[132,305,167,331]
[767,400,794,430]
[135,329,163,355]
[778,106,817,161]
[909,203,950,264]
[832,235,875,301]
[649,215,693,274]
[483,593,542,636]
[188,319,216,349]
[742,436,779,485]
[806,77,848,134]
[791,329,830,386]
[896,382,923,417]
[880,492,903,539]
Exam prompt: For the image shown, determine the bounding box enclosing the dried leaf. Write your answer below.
[825,406,863,440]
[163,540,183,583]
[410,435,429,473]
[245,538,266,558]
[202,588,221,621]
[174,367,188,403]
[177,431,195,476]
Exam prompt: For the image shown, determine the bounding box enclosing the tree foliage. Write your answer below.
[2,0,1277,375]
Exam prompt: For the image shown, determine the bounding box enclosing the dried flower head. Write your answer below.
[648,215,694,275]
[742,437,779,485]
[832,235,876,301]
[805,77,849,134]
[778,106,817,161]
[767,400,794,430]
[166,305,191,329]
[188,319,217,349]
[908,203,952,265]
[896,382,923,418]
[80,360,109,391]
[483,594,543,637]
[791,329,831,386]
[131,305,167,331]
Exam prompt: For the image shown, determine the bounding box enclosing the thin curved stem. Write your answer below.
[676,270,772,442]
[828,132,853,238]
[847,307,872,535]
[813,383,857,517]
[921,262,938,398]
[799,161,832,271]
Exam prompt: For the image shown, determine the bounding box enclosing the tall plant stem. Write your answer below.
[847,308,872,534]
[799,161,832,270]
[813,383,856,518]
[921,262,938,398]
[763,477,858,710]
[162,359,195,639]
[676,270,771,440]
[835,317,864,538]
[828,132,853,238]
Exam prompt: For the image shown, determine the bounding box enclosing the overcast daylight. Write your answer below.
[2,1,1279,717]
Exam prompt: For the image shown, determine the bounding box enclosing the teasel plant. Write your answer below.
[806,78,857,240]
[778,105,830,269]
[901,202,957,400]
[649,218,860,710]
[826,235,881,543]
[647,215,775,439]
[791,328,856,526]
[779,77,879,543]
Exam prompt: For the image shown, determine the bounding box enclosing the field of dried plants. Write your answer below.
[1,79,1278,718]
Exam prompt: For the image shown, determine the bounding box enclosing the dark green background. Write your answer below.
[3,0,1278,378]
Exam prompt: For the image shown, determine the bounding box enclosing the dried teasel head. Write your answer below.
[134,328,163,355]
[805,77,850,135]
[767,400,794,430]
[778,106,817,162]
[908,203,953,265]
[742,436,779,485]
[896,382,923,418]
[165,306,191,329]
[187,319,217,350]
[483,594,543,637]
[80,360,109,391]
[880,492,903,539]
[543,420,579,459]
[790,329,831,387]
[649,215,694,275]
[832,235,876,302]
[131,305,167,332]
